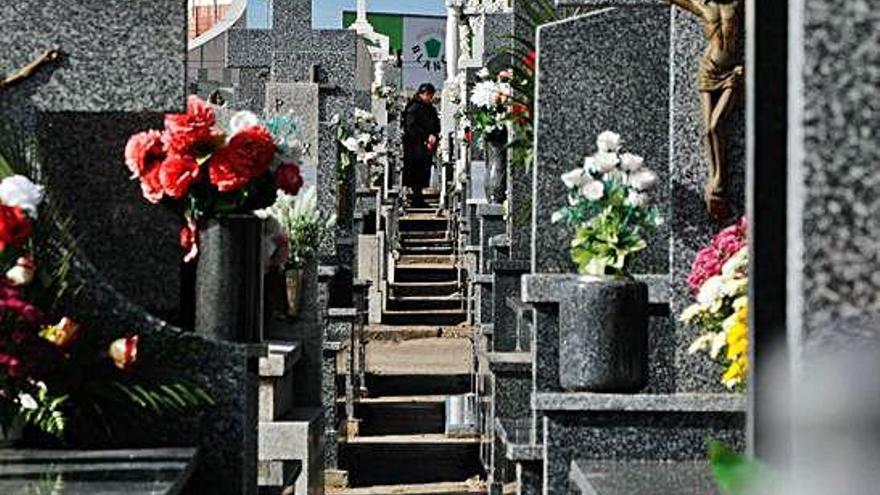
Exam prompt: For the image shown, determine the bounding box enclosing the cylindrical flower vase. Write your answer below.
[559,277,649,392]
[483,131,508,204]
[285,268,304,318]
[195,214,265,343]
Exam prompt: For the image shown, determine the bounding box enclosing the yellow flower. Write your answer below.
[726,338,747,360]
[722,356,748,389]
[726,322,748,345]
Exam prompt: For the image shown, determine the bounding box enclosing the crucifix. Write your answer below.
[666,0,744,222]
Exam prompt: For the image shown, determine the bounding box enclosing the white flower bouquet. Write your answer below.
[553,131,663,277]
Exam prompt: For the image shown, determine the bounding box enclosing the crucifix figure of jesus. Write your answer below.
[666,0,744,222]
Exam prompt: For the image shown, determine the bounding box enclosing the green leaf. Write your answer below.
[709,441,767,495]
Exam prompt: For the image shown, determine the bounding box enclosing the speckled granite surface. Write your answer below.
[569,459,720,495]
[0,0,186,113]
[533,7,671,274]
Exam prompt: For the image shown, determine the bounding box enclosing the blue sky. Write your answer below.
[313,0,446,28]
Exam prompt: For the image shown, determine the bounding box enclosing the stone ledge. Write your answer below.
[473,274,494,285]
[258,459,302,489]
[522,273,670,305]
[568,459,718,495]
[466,198,488,206]
[532,393,746,413]
[318,265,341,279]
[481,323,494,336]
[327,308,358,319]
[477,203,504,217]
[495,419,543,462]
[464,245,481,253]
[259,341,303,378]
[487,352,532,373]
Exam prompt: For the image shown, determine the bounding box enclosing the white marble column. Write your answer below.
[440,0,462,207]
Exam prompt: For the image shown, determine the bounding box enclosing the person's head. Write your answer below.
[416,83,436,104]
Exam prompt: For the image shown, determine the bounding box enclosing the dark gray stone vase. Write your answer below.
[559,277,648,392]
[195,214,265,343]
[484,130,508,204]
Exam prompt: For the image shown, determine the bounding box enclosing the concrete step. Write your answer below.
[401,212,450,222]
[353,395,446,436]
[327,480,486,495]
[259,408,324,495]
[365,325,474,341]
[388,281,460,298]
[399,230,452,240]
[259,342,303,422]
[399,244,455,255]
[382,308,466,325]
[398,254,456,266]
[393,267,458,284]
[386,295,464,312]
[365,338,473,376]
[340,435,484,487]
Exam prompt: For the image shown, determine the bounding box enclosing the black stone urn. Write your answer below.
[195,213,265,343]
[483,129,508,204]
[558,276,648,392]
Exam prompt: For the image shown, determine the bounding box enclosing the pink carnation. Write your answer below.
[686,216,748,294]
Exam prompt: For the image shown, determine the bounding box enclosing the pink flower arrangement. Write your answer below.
[687,217,748,294]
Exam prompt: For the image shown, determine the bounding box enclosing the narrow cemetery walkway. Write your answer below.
[333,190,485,495]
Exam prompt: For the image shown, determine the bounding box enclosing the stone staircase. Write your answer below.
[336,191,485,494]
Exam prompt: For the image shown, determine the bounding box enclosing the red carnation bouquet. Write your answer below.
[125,96,305,262]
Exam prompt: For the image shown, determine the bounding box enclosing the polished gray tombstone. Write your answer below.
[0,2,258,493]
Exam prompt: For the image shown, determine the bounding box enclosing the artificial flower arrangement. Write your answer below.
[260,186,336,271]
[552,131,662,277]
[373,84,405,122]
[681,217,749,390]
[124,96,305,262]
[468,67,513,146]
[336,109,388,185]
[259,186,336,316]
[0,174,212,439]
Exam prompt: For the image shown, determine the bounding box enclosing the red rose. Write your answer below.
[124,130,165,178]
[0,205,31,251]
[208,126,276,192]
[275,163,303,196]
[180,219,199,263]
[163,95,223,155]
[159,155,201,199]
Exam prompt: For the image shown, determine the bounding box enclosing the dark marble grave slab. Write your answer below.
[0,448,198,495]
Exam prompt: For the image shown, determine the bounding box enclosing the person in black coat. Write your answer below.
[402,83,441,208]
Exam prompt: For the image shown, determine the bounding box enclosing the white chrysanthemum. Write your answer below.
[593,152,620,173]
[341,137,360,152]
[596,131,621,153]
[697,275,724,306]
[0,175,44,217]
[561,168,587,188]
[551,211,565,223]
[680,303,705,323]
[629,169,658,192]
[626,190,649,208]
[477,67,491,79]
[620,153,644,172]
[579,180,605,201]
[721,247,749,277]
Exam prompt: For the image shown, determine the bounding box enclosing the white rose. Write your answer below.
[471,81,498,108]
[583,155,597,171]
[5,257,34,287]
[629,169,658,192]
[604,169,626,184]
[229,111,260,136]
[561,168,587,188]
[341,137,360,152]
[626,190,649,208]
[596,131,621,153]
[696,275,724,306]
[579,180,605,202]
[18,393,38,411]
[620,153,644,172]
[0,175,45,217]
[593,152,619,173]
